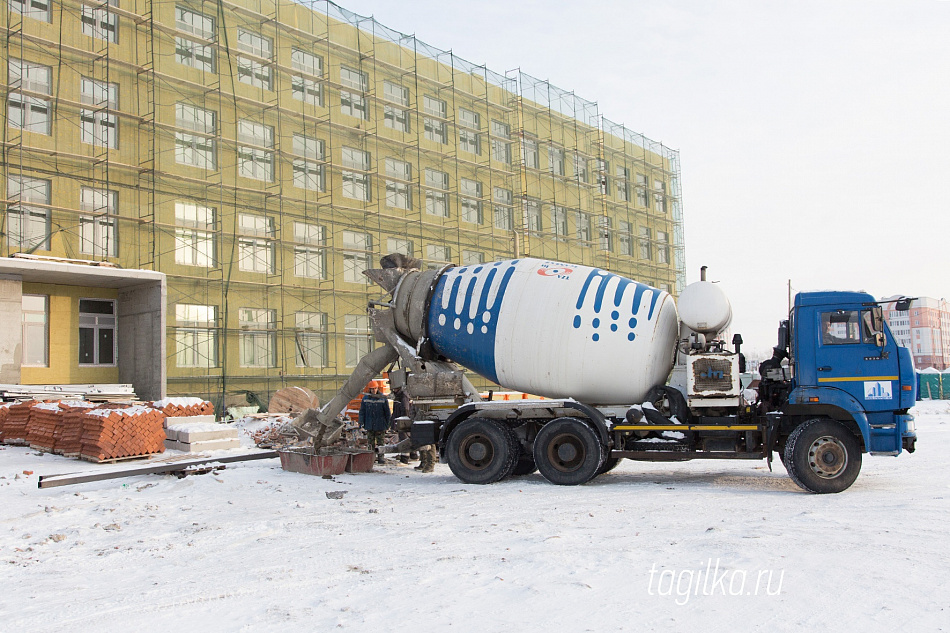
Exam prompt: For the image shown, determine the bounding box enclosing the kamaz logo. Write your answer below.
[700,369,725,380]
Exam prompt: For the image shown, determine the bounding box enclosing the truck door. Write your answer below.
[815,308,902,451]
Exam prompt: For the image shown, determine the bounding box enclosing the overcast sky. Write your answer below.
[344,0,950,356]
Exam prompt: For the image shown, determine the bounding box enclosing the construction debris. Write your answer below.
[0,383,137,402]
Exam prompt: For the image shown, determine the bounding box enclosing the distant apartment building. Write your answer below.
[882,296,950,370]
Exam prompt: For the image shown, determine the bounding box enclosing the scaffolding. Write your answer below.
[0,0,685,409]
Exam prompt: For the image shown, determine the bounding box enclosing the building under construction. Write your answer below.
[1,0,685,407]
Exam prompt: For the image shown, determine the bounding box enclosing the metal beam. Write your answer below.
[37,451,279,489]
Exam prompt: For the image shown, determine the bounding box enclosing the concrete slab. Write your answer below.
[177,438,241,452]
[168,422,237,443]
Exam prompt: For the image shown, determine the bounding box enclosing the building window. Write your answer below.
[491,120,510,164]
[426,244,451,269]
[10,0,50,22]
[81,1,117,43]
[574,211,590,242]
[639,226,652,260]
[551,206,568,237]
[175,7,215,72]
[461,250,484,266]
[8,58,51,135]
[295,311,327,368]
[548,146,565,176]
[522,138,539,169]
[292,134,324,191]
[599,216,612,251]
[574,153,588,183]
[78,299,115,366]
[341,147,370,201]
[79,187,117,257]
[654,179,667,213]
[176,38,215,73]
[239,308,276,368]
[291,49,322,106]
[387,237,413,257]
[174,202,215,267]
[342,230,371,283]
[596,159,609,195]
[425,168,449,217]
[293,221,325,279]
[458,108,480,155]
[80,77,118,148]
[636,173,650,208]
[237,29,272,89]
[238,213,275,273]
[423,96,446,144]
[344,314,372,367]
[618,221,633,256]
[493,187,513,230]
[525,199,542,233]
[6,174,50,251]
[175,103,216,169]
[615,166,630,202]
[383,81,409,132]
[460,178,482,224]
[657,230,670,264]
[385,158,412,210]
[22,294,47,367]
[340,66,368,119]
[237,120,274,181]
[176,304,217,368]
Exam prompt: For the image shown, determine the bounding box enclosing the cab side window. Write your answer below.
[821,311,861,345]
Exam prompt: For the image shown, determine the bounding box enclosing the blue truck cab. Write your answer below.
[786,291,917,456]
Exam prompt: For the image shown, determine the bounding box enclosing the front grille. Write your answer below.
[692,358,733,392]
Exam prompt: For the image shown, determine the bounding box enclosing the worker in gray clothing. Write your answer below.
[358,381,390,464]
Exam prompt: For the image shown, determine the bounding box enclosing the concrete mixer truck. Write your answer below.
[294,255,917,493]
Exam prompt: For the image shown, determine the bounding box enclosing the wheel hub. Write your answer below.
[548,433,585,472]
[807,436,847,479]
[459,434,493,470]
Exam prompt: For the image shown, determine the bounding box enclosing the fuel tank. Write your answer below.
[414,258,679,405]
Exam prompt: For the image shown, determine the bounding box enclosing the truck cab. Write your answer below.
[785,291,917,456]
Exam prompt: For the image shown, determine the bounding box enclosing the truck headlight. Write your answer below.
[905,420,916,433]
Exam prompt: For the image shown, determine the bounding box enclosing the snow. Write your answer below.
[149,397,209,408]
[86,405,154,418]
[0,403,948,631]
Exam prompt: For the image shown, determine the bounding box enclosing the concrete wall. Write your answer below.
[118,282,166,401]
[0,275,23,383]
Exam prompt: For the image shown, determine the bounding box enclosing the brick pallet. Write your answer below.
[148,398,215,418]
[27,402,64,452]
[0,403,10,443]
[2,400,39,445]
[80,406,166,462]
[54,401,98,456]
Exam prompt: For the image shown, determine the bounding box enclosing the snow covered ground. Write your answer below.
[1,402,948,632]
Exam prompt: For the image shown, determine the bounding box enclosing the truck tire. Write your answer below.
[446,417,518,484]
[597,457,621,476]
[510,453,538,476]
[784,418,862,494]
[533,417,604,485]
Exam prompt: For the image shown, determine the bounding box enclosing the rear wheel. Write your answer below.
[533,417,604,486]
[446,418,517,484]
[784,418,862,493]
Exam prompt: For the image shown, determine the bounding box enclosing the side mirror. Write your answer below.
[870,306,884,333]
[777,321,789,350]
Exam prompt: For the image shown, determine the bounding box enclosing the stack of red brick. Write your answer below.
[54,401,98,456]
[1,401,39,445]
[80,405,166,462]
[0,403,11,443]
[148,397,215,418]
[26,402,65,452]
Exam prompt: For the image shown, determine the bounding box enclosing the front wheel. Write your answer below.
[533,418,604,486]
[784,419,862,493]
[446,418,517,484]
